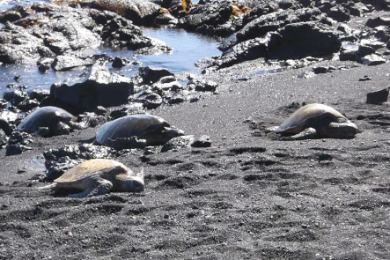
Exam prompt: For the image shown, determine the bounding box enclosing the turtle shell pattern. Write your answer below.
[55,159,129,183]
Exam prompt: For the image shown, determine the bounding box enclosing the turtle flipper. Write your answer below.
[265,126,280,133]
[282,127,317,140]
[68,179,113,198]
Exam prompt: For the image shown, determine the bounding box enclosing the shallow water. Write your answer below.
[0,1,221,96]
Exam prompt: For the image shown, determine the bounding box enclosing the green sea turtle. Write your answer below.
[266,103,359,140]
[39,159,144,198]
[18,106,82,136]
[95,114,184,149]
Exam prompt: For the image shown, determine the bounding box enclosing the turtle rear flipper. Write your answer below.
[104,137,147,150]
[68,179,113,198]
[281,127,317,140]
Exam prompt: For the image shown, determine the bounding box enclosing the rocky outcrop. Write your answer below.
[218,21,341,68]
[63,0,162,25]
[48,62,134,113]
[0,3,171,66]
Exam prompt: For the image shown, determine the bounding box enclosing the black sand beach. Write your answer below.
[1,1,390,259]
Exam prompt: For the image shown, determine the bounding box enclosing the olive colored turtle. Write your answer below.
[18,106,77,135]
[39,159,144,198]
[95,114,184,149]
[266,103,359,140]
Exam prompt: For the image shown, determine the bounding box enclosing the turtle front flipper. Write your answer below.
[68,179,113,198]
[281,127,318,140]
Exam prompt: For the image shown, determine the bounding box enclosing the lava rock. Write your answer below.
[112,57,131,68]
[51,55,94,71]
[139,66,174,84]
[49,62,134,113]
[360,54,387,66]
[366,88,389,104]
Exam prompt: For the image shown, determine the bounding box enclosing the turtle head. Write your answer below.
[118,168,144,192]
[329,120,359,139]
[164,126,185,139]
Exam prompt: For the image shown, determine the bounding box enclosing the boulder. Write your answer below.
[366,88,389,104]
[51,56,95,71]
[49,62,134,113]
[139,66,174,84]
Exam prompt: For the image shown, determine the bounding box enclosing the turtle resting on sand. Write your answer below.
[39,159,144,198]
[95,114,184,149]
[18,106,86,136]
[266,103,359,140]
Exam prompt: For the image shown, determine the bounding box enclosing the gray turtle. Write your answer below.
[38,159,144,198]
[95,114,184,149]
[266,103,359,140]
[18,106,84,136]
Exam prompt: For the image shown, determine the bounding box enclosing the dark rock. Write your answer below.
[339,44,359,61]
[192,79,218,92]
[6,144,32,156]
[312,67,327,74]
[110,103,145,120]
[242,1,279,25]
[366,16,390,28]
[366,88,389,104]
[359,76,371,81]
[51,55,94,71]
[43,143,115,181]
[178,1,234,32]
[8,131,33,145]
[154,12,178,25]
[143,93,163,109]
[17,99,40,112]
[236,8,323,48]
[95,106,107,116]
[327,6,350,22]
[268,22,341,60]
[112,57,131,68]
[161,134,211,152]
[360,54,387,66]
[191,135,212,148]
[3,90,27,105]
[29,89,50,102]
[0,129,7,148]
[49,62,134,113]
[358,45,376,56]
[139,66,174,84]
[161,135,195,152]
[71,0,162,26]
[218,37,269,68]
[0,100,7,109]
[0,10,22,23]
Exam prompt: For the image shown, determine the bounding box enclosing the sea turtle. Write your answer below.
[38,159,144,198]
[95,114,184,149]
[266,103,359,140]
[18,106,84,136]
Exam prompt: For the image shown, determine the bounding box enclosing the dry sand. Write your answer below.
[2,20,390,258]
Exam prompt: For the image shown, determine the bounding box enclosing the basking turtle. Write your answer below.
[95,114,184,149]
[38,159,144,198]
[266,103,359,140]
[18,106,81,136]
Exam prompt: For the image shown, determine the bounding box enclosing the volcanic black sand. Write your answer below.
[2,17,390,260]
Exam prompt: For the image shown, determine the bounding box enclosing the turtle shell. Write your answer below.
[18,106,75,133]
[55,159,128,183]
[96,114,170,145]
[275,103,347,134]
